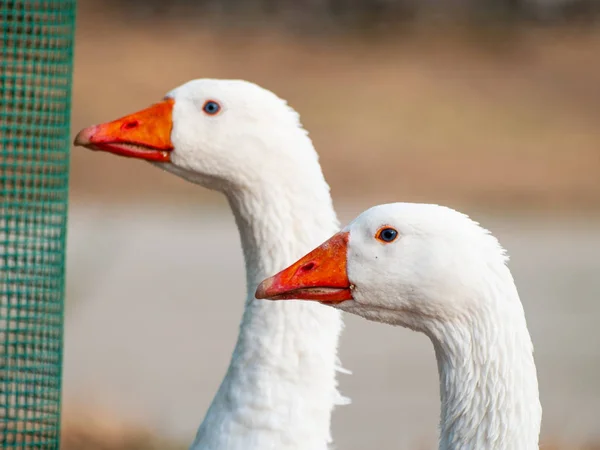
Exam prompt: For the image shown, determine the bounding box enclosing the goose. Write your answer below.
[73,79,348,450]
[257,202,542,450]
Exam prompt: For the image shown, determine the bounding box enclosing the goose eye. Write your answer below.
[375,227,398,243]
[202,100,221,115]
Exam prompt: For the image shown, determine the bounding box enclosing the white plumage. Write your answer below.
[259,203,542,450]
[161,80,349,450]
[76,78,349,450]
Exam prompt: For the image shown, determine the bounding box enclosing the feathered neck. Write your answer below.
[427,270,541,450]
[190,155,347,450]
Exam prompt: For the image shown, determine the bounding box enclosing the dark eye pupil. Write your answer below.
[204,101,220,114]
[380,228,397,242]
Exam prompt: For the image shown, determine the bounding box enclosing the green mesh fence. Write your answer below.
[0,1,76,448]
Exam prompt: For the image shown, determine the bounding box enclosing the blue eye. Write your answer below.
[375,227,398,243]
[203,100,221,115]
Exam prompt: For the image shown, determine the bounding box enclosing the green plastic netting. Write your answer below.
[1,1,75,448]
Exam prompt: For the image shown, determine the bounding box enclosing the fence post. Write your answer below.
[1,1,76,448]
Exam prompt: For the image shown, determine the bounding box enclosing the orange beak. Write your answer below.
[255,232,352,304]
[73,98,175,162]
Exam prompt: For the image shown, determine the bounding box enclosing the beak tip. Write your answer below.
[255,278,274,300]
[73,126,96,147]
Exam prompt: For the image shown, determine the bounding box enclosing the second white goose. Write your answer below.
[258,202,542,450]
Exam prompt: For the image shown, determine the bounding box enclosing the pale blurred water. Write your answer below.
[62,202,600,449]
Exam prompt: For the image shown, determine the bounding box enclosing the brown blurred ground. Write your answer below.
[59,421,600,450]
[71,1,600,212]
[60,406,600,450]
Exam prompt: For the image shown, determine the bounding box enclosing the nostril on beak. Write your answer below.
[300,262,316,272]
[121,120,139,131]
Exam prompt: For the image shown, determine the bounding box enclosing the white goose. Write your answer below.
[74,79,347,450]
[257,202,542,450]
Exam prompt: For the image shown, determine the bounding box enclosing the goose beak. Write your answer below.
[255,231,352,304]
[73,98,175,162]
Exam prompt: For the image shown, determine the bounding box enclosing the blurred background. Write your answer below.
[63,0,599,448]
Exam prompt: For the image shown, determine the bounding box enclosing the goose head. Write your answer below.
[256,203,511,330]
[74,79,318,192]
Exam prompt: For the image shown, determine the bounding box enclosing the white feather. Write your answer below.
[154,79,348,450]
[337,203,541,450]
